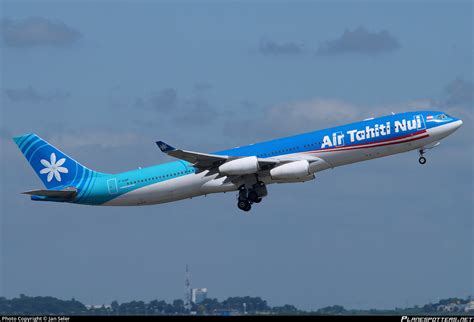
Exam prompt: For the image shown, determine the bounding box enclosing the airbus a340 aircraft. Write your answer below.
[15,111,462,211]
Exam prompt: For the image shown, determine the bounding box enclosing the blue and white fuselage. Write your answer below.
[14,111,463,211]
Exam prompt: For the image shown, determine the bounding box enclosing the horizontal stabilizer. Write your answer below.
[22,187,77,199]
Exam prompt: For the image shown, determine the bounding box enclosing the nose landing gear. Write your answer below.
[417,142,440,165]
[418,149,427,165]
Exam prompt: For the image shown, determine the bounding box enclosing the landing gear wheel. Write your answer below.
[254,197,262,203]
[238,200,252,212]
[248,191,259,203]
[418,156,426,165]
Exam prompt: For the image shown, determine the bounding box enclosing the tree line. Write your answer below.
[0,294,471,315]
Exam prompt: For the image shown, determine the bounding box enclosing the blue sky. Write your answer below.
[0,0,472,310]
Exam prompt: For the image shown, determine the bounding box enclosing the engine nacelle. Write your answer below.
[219,156,259,176]
[270,160,310,180]
[275,174,315,183]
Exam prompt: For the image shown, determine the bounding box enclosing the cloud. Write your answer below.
[133,97,145,109]
[48,130,141,149]
[194,82,213,91]
[317,26,400,55]
[224,90,474,152]
[3,86,70,102]
[1,17,82,48]
[265,96,472,134]
[442,78,473,108]
[175,97,218,124]
[267,98,361,132]
[259,98,423,135]
[120,87,218,126]
[223,98,364,141]
[149,88,178,111]
[258,39,305,56]
[223,97,448,141]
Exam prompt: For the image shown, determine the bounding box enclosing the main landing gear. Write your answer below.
[237,199,252,212]
[237,181,267,212]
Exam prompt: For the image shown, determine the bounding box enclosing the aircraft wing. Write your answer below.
[22,187,77,199]
[156,141,229,168]
[156,141,279,169]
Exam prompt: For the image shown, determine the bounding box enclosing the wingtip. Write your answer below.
[156,141,176,152]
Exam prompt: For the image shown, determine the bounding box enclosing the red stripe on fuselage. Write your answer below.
[305,130,429,154]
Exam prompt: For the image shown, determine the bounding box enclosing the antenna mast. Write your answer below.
[184,264,191,310]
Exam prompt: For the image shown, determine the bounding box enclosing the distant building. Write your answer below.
[85,304,111,309]
[437,303,466,312]
[191,288,208,304]
[465,301,474,312]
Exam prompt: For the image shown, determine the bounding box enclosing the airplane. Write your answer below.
[14,110,462,212]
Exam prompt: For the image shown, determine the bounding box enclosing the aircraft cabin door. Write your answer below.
[107,178,118,195]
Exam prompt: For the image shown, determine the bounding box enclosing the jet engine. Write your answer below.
[219,156,259,176]
[270,160,311,180]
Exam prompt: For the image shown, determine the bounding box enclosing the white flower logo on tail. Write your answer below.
[40,153,68,182]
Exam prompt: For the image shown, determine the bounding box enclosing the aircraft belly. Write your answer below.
[103,172,212,206]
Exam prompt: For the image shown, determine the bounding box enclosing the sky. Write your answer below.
[0,0,473,311]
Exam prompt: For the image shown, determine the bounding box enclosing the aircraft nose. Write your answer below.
[452,119,463,131]
[445,119,463,135]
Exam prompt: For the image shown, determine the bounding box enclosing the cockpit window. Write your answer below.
[436,114,447,120]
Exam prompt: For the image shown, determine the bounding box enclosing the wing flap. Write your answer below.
[169,149,228,167]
